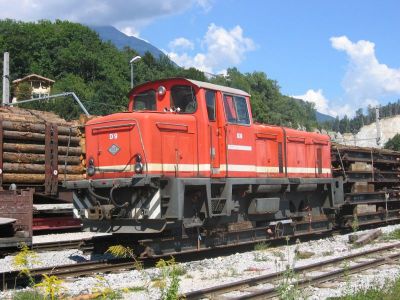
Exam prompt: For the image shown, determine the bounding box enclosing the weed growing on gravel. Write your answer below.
[342,260,352,295]
[351,215,359,232]
[106,245,143,270]
[93,275,122,299]
[276,236,305,300]
[322,250,334,256]
[271,250,285,261]
[12,243,40,286]
[123,286,147,293]
[34,274,64,300]
[277,265,302,300]
[254,241,271,261]
[383,229,400,240]
[294,250,314,260]
[153,257,184,300]
[254,241,270,251]
[329,276,400,299]
[12,290,44,300]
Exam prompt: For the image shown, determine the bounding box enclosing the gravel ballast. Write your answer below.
[1,224,400,299]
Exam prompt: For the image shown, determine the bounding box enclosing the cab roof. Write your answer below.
[132,78,251,97]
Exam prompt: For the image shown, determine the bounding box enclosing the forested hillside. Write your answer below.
[0,19,317,129]
[321,100,400,134]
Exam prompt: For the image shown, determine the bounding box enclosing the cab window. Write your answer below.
[205,90,216,121]
[170,85,197,113]
[223,95,250,125]
[134,89,156,111]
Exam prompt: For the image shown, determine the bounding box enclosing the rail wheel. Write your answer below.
[275,221,284,238]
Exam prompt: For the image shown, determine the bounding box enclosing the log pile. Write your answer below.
[0,107,85,187]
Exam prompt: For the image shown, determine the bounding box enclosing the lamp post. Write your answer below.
[130,56,141,88]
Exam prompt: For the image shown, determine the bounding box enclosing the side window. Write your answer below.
[223,95,250,125]
[205,90,216,121]
[170,85,197,113]
[134,89,156,111]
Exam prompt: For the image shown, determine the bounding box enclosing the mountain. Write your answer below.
[316,111,335,122]
[90,25,166,59]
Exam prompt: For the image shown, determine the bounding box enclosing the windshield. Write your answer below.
[170,85,197,113]
[133,89,156,111]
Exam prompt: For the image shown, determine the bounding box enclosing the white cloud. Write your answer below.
[331,35,400,108]
[293,89,330,114]
[195,0,213,12]
[169,38,194,51]
[293,89,354,117]
[167,23,256,74]
[0,0,211,36]
[120,26,141,38]
[297,36,400,118]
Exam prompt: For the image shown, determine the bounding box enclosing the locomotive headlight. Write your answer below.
[134,154,143,174]
[157,86,166,97]
[87,157,96,176]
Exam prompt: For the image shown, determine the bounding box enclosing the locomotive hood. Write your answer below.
[84,112,147,179]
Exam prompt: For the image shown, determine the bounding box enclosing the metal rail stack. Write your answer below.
[331,143,400,227]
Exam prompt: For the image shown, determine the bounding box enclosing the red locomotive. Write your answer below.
[66,78,356,255]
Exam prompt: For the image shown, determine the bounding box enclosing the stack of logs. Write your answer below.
[0,106,85,187]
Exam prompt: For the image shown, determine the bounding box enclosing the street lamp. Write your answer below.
[130,56,141,88]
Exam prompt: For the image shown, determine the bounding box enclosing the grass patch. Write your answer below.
[295,251,314,260]
[12,290,44,300]
[322,251,334,256]
[329,277,400,300]
[383,229,400,241]
[123,286,147,293]
[254,242,270,251]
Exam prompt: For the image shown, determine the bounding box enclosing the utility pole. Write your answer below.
[376,106,382,147]
[2,52,10,105]
[130,56,141,88]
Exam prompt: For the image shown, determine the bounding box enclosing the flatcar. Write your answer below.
[67,78,399,255]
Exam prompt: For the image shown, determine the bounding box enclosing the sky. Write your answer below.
[1,0,399,117]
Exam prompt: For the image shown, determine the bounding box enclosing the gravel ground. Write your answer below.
[32,231,110,244]
[2,224,400,299]
[0,232,113,273]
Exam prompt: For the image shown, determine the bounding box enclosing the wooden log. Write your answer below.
[0,111,72,125]
[3,152,81,165]
[80,138,86,154]
[3,163,84,174]
[354,229,382,246]
[1,120,79,136]
[2,107,72,124]
[79,114,96,125]
[2,143,82,155]
[2,173,83,183]
[3,130,81,144]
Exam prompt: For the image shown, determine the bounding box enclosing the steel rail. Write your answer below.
[31,240,83,252]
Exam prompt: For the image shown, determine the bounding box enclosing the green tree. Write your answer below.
[384,134,400,151]
[15,82,32,100]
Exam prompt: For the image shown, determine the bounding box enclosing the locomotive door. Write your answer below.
[206,90,223,177]
[222,94,255,177]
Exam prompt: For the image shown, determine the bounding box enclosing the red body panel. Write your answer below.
[85,78,331,180]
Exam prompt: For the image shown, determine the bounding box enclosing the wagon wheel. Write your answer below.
[290,222,297,236]
[275,222,284,238]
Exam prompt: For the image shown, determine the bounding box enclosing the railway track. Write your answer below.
[0,257,136,290]
[2,235,400,296]
[0,239,87,260]
[183,241,400,299]
[32,240,83,252]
